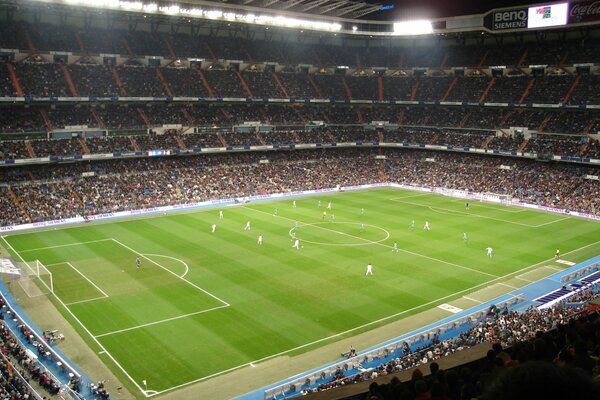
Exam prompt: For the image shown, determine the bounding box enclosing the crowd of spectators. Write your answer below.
[0,148,598,226]
[304,294,600,399]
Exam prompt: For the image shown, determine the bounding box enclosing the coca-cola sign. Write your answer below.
[569,0,600,23]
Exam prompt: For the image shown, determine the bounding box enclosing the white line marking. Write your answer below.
[544,265,563,271]
[0,236,148,397]
[95,305,229,338]
[65,262,109,298]
[248,206,498,279]
[142,254,189,278]
[65,296,109,306]
[556,259,576,266]
[462,296,483,304]
[17,239,113,253]
[515,276,534,283]
[111,239,229,307]
[390,198,568,228]
[496,282,518,289]
[388,193,430,201]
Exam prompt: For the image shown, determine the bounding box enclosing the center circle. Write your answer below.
[289,222,390,246]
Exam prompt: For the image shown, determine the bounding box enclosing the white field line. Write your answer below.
[389,198,567,228]
[65,296,109,306]
[515,276,534,283]
[462,296,483,304]
[142,254,189,278]
[449,198,527,214]
[388,193,431,201]
[496,282,518,290]
[544,265,563,271]
[0,236,148,397]
[247,207,498,279]
[16,238,113,253]
[65,262,109,298]
[111,238,229,307]
[95,304,230,338]
[147,240,600,398]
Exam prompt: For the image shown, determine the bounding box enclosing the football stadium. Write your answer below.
[0,0,599,399]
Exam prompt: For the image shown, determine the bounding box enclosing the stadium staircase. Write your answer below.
[482,135,494,150]
[277,48,288,65]
[476,49,490,70]
[7,188,31,222]
[440,51,449,68]
[235,70,254,97]
[136,108,152,128]
[341,76,353,100]
[255,132,266,145]
[272,72,290,98]
[23,29,36,53]
[479,77,496,103]
[6,63,24,96]
[182,108,195,127]
[307,75,322,98]
[377,76,384,101]
[122,39,134,57]
[39,110,53,131]
[24,142,35,158]
[518,138,529,153]
[129,136,140,151]
[398,109,405,125]
[538,114,553,132]
[519,78,536,104]
[75,32,85,53]
[60,64,79,96]
[517,48,529,68]
[441,77,457,102]
[110,67,127,96]
[562,75,581,104]
[244,50,254,65]
[579,140,589,156]
[219,107,232,123]
[410,79,419,101]
[378,131,384,143]
[78,137,90,155]
[217,132,228,147]
[195,67,215,97]
[459,111,472,128]
[91,109,106,129]
[499,109,515,127]
[205,44,218,61]
[175,134,186,149]
[583,117,598,134]
[355,108,364,123]
[164,38,178,61]
[155,67,174,97]
[355,52,362,69]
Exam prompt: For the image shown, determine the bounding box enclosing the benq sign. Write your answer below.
[485,8,528,30]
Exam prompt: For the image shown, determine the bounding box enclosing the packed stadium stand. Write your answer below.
[0,0,600,399]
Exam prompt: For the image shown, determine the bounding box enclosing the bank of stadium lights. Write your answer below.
[60,0,342,31]
[393,20,433,35]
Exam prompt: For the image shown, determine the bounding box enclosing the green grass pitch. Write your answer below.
[2,187,600,396]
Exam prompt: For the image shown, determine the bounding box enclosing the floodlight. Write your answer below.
[393,20,433,35]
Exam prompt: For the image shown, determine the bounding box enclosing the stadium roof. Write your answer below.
[214,0,383,19]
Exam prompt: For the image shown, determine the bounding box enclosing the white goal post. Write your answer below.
[33,260,53,294]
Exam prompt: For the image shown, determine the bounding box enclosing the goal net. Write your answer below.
[17,260,53,298]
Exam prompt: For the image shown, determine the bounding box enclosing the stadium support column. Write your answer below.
[6,64,23,97]
[562,76,581,105]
